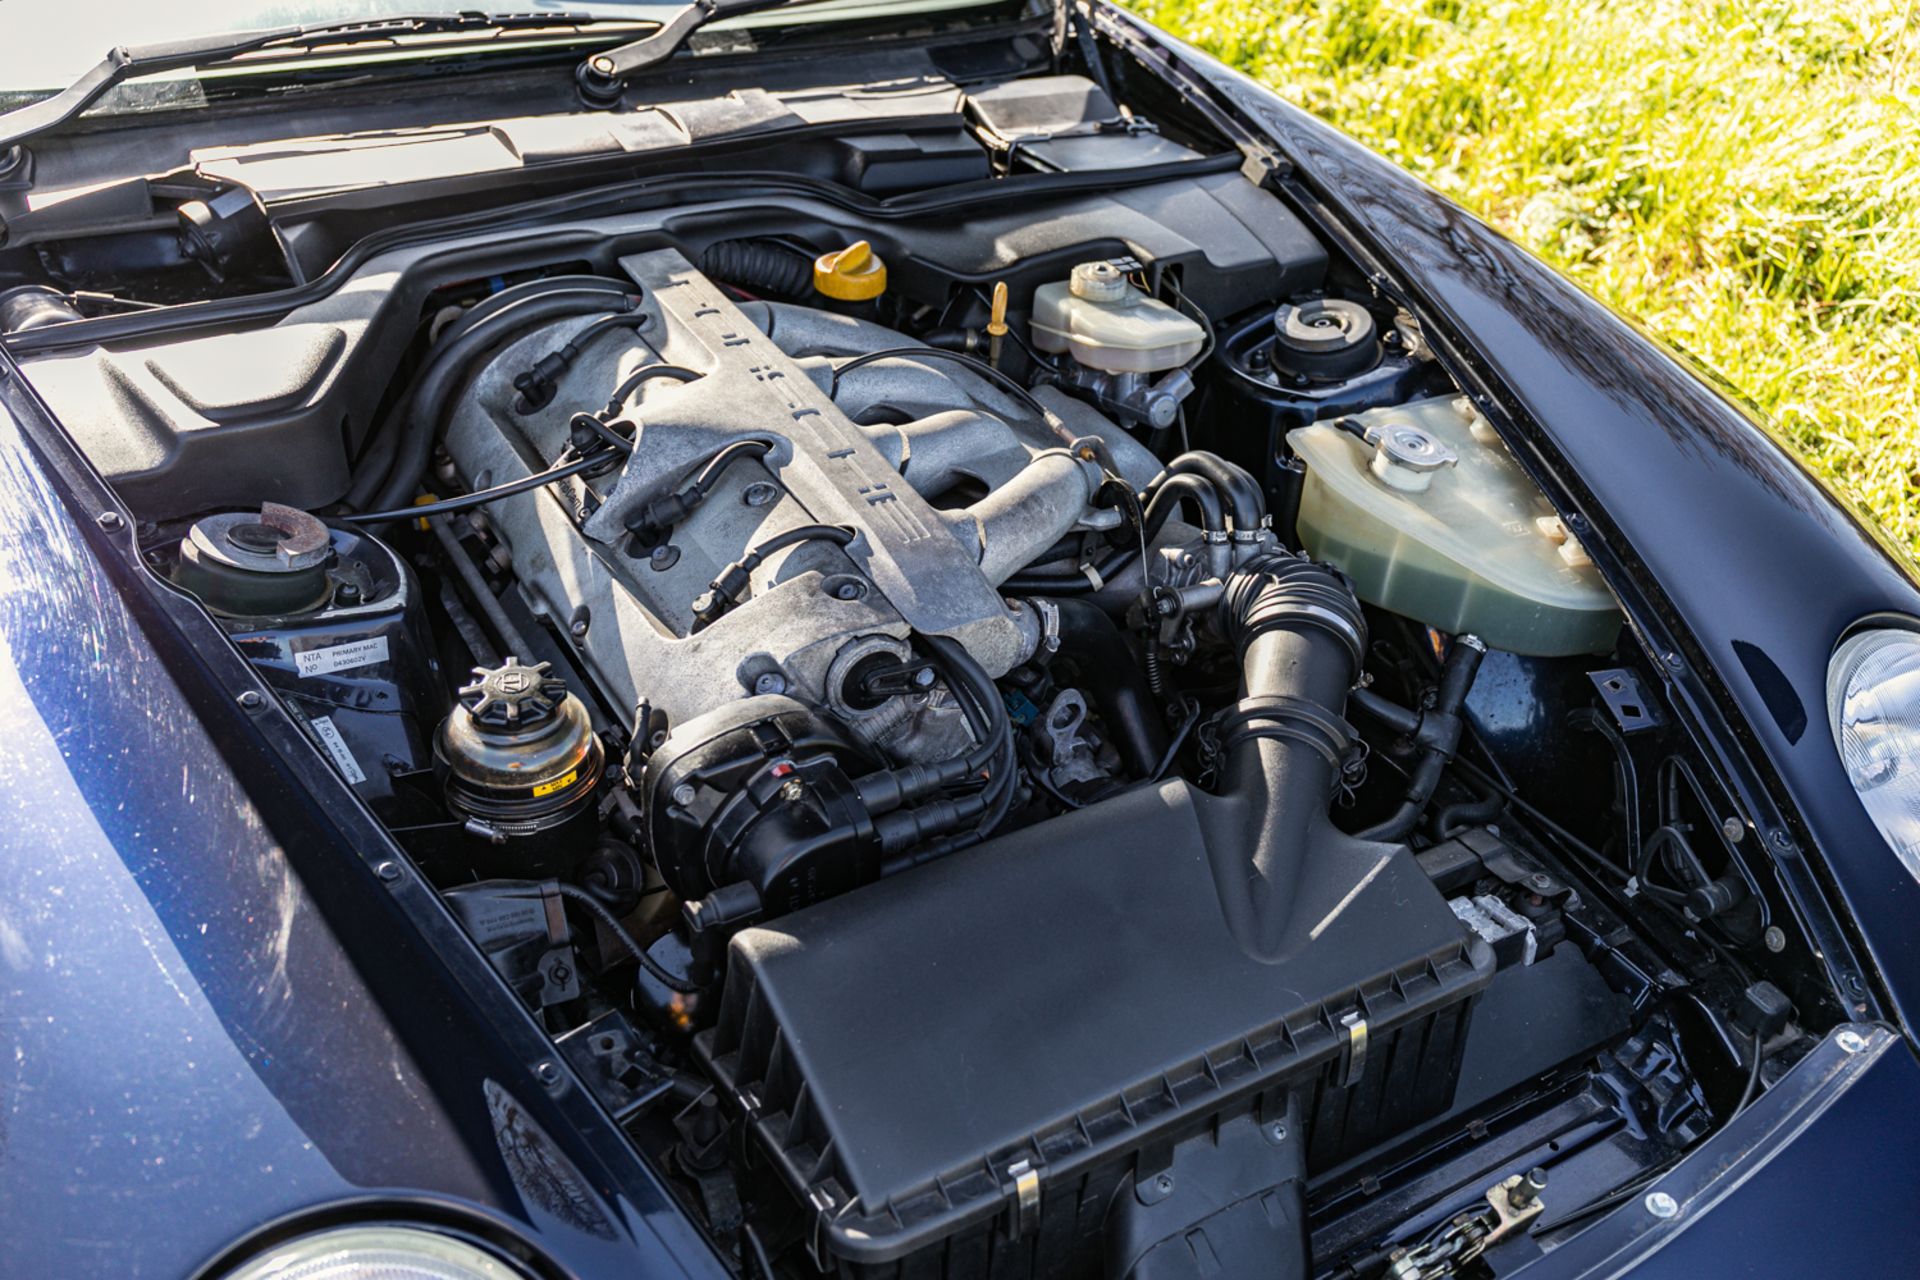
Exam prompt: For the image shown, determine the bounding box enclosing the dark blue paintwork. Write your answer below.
[0,372,726,1277]
[1512,1024,1920,1278]
[6,14,1920,1276]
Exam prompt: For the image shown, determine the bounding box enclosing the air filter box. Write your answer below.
[696,783,1493,1277]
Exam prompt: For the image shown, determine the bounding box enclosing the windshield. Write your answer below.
[0,0,996,100]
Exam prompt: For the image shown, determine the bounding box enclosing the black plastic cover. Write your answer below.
[966,75,1204,174]
[21,323,351,517]
[698,781,1492,1267]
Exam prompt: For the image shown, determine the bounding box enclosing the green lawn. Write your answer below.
[1132,0,1920,557]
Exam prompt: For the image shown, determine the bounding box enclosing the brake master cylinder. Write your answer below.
[1031,261,1204,429]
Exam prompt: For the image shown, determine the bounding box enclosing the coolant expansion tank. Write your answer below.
[1287,397,1620,656]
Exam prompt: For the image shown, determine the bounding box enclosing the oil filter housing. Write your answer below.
[436,657,604,871]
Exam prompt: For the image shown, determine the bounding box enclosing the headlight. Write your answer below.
[1828,626,1920,882]
[222,1225,521,1280]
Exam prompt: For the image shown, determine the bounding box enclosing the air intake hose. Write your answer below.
[1198,551,1368,961]
[698,239,817,301]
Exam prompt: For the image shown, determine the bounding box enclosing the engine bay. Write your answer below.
[5,51,1852,1280]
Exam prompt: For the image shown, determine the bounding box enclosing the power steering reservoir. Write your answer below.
[436,657,604,868]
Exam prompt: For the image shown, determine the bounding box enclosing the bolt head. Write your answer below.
[1836,1029,1869,1055]
[1154,1174,1173,1192]
[237,690,264,710]
[1721,816,1745,842]
[1644,1191,1679,1219]
[1763,925,1787,953]
[671,782,698,807]
[534,1060,562,1086]
[375,860,401,882]
[96,511,125,532]
[743,481,778,507]
[753,672,787,696]
[779,778,807,804]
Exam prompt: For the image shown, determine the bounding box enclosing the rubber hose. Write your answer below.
[997,472,1198,596]
[1196,550,1369,960]
[1143,471,1226,533]
[440,275,631,347]
[1356,636,1486,842]
[698,239,817,300]
[364,292,629,514]
[346,276,630,506]
[1165,451,1264,532]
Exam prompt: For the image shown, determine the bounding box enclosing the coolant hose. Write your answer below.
[1355,635,1486,842]
[1044,598,1170,778]
[1143,471,1225,533]
[346,277,631,507]
[1197,551,1368,961]
[997,469,1221,597]
[1164,451,1264,533]
[358,291,639,515]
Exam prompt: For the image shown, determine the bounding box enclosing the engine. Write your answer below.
[436,247,1307,919]
[18,84,1814,1277]
[419,243,1515,1271]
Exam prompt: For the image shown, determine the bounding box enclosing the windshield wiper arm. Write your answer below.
[575,0,801,104]
[0,11,616,156]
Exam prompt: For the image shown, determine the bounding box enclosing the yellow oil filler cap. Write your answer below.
[812,239,887,301]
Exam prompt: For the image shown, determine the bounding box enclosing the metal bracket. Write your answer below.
[1006,1158,1042,1239]
[1339,1010,1370,1087]
[1588,667,1664,732]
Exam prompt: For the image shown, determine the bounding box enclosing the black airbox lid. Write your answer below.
[696,782,1491,1264]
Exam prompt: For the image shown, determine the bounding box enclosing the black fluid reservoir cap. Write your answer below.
[458,656,571,729]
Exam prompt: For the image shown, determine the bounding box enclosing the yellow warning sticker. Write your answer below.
[532,769,578,798]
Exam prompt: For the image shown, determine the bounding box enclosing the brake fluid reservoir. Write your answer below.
[1030,262,1204,372]
[1287,397,1621,656]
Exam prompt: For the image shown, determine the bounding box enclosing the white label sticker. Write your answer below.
[295,635,390,678]
[309,715,367,785]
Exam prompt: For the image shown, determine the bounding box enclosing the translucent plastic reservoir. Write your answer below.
[1030,263,1205,373]
[1287,397,1622,656]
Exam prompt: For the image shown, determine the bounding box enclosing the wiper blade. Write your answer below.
[576,0,801,102]
[0,11,620,155]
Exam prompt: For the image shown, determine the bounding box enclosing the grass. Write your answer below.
[1129,0,1920,556]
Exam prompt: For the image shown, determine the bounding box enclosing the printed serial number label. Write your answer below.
[295,635,390,678]
[531,768,578,798]
[309,715,367,785]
